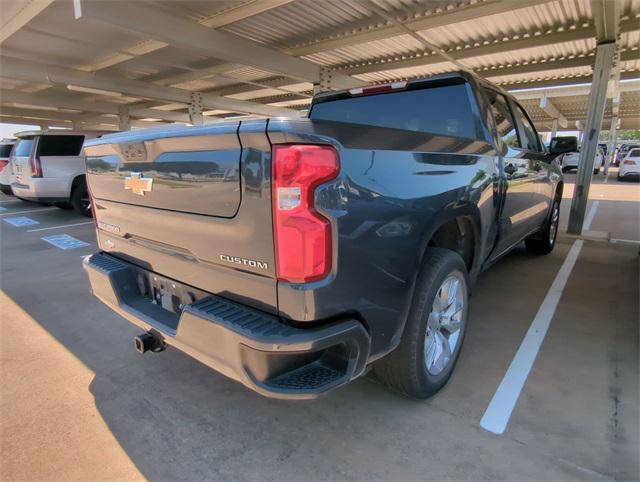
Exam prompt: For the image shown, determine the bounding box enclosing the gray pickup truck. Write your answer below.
[82,72,567,399]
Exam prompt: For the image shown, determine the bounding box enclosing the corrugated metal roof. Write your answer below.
[1,0,638,128]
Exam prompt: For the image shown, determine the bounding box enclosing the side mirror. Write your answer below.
[549,136,578,155]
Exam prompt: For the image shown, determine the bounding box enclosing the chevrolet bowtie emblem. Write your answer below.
[124,172,153,196]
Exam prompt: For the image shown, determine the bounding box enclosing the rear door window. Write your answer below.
[484,89,520,149]
[628,149,640,158]
[38,135,85,157]
[13,138,35,157]
[513,104,543,152]
[310,83,479,139]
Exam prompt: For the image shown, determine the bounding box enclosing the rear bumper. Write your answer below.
[83,252,370,399]
[12,178,69,200]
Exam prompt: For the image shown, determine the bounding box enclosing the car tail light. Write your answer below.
[29,150,43,178]
[348,81,407,96]
[0,160,7,173]
[272,144,339,283]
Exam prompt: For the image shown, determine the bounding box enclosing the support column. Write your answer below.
[118,105,131,131]
[313,67,333,95]
[551,119,558,139]
[604,114,618,176]
[188,92,204,125]
[567,42,616,234]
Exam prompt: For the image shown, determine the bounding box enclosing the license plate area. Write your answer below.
[134,270,208,316]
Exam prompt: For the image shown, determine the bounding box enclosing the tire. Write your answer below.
[593,168,600,175]
[70,178,92,218]
[54,202,73,210]
[525,197,560,255]
[0,185,12,195]
[373,248,469,399]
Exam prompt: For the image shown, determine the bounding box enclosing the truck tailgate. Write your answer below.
[84,121,278,314]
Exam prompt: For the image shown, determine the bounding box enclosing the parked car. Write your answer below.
[559,147,604,174]
[615,144,640,166]
[0,140,16,195]
[618,148,640,181]
[10,130,107,216]
[82,72,566,400]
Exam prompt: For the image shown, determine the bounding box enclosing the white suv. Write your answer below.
[0,140,16,195]
[10,130,107,216]
[560,146,605,174]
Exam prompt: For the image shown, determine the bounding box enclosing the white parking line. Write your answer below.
[27,221,94,233]
[0,207,56,216]
[583,201,600,231]
[480,239,584,434]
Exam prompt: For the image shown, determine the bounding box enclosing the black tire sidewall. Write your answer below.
[402,250,470,396]
[71,179,91,217]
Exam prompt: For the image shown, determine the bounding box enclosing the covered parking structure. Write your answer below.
[1,0,638,231]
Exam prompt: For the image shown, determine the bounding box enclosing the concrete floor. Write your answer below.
[1,173,638,481]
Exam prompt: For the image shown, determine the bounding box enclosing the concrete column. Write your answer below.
[188,92,204,125]
[118,105,131,131]
[567,42,617,234]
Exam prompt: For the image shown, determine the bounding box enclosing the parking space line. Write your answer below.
[480,239,584,435]
[27,221,94,233]
[0,207,57,216]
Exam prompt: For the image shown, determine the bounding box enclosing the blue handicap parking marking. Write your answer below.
[41,234,90,250]
[0,207,7,212]
[3,216,40,227]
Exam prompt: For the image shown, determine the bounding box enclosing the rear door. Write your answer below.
[37,134,86,177]
[509,101,552,227]
[484,89,539,254]
[10,136,36,184]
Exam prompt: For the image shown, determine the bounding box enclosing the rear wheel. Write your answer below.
[54,201,73,210]
[71,178,92,218]
[373,248,469,399]
[525,198,560,255]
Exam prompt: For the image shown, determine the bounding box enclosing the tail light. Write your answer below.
[623,159,636,165]
[0,160,7,173]
[272,144,339,283]
[29,150,43,178]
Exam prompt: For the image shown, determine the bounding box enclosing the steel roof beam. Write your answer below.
[0,0,54,44]
[0,107,155,129]
[0,56,297,117]
[0,89,191,123]
[286,0,550,57]
[74,0,361,90]
[539,97,568,128]
[338,19,638,76]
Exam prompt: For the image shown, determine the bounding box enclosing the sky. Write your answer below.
[0,123,39,140]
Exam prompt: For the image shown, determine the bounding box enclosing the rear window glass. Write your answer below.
[0,144,13,157]
[14,138,34,157]
[38,135,85,157]
[310,83,478,139]
[628,149,640,157]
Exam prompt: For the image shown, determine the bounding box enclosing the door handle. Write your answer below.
[505,163,517,175]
